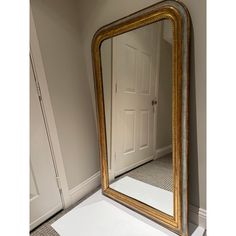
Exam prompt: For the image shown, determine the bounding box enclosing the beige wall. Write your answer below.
[76,0,206,210]
[31,0,99,190]
[156,36,172,149]
[101,39,112,169]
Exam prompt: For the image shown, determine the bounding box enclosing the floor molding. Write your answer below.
[30,203,62,231]
[109,169,115,181]
[189,204,206,229]
[69,172,101,205]
[154,145,172,160]
[114,156,154,177]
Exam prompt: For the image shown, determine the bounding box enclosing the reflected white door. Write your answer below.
[112,24,159,176]
[30,61,62,230]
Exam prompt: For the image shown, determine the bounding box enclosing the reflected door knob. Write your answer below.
[152,99,157,106]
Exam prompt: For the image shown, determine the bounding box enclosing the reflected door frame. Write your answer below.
[109,22,163,180]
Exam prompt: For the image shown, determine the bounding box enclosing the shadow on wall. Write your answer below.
[189,22,200,208]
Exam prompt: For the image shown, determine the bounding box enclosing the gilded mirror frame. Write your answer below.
[91,1,190,235]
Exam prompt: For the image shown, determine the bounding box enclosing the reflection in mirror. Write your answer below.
[101,19,173,216]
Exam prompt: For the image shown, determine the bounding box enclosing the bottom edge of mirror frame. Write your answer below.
[102,187,187,236]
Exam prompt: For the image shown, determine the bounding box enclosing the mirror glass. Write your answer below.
[101,19,173,216]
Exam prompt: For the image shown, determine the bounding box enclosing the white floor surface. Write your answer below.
[52,190,205,236]
[110,176,173,215]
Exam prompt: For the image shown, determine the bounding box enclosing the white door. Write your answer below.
[112,24,159,176]
[30,60,62,230]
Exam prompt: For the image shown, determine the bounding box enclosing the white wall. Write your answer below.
[76,0,206,211]
[31,0,100,191]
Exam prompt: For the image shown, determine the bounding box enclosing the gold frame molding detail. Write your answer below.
[91,1,190,235]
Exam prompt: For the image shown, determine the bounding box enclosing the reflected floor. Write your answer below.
[111,176,173,215]
[117,153,173,192]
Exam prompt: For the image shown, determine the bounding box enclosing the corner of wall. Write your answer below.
[189,204,206,229]
[68,172,101,206]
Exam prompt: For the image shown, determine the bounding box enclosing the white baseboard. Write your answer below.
[114,155,154,177]
[109,169,115,181]
[30,203,62,230]
[154,145,172,160]
[69,171,101,205]
[189,204,206,229]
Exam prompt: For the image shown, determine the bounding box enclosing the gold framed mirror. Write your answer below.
[91,1,190,235]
